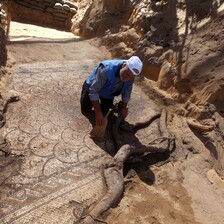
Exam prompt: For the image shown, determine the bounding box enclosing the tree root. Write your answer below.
[79,109,175,223]
[187,118,214,132]
[131,112,161,133]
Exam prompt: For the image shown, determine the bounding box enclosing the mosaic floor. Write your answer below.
[0,60,159,223]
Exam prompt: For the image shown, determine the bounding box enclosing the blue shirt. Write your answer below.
[88,64,133,103]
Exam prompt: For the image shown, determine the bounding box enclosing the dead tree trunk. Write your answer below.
[79,109,174,224]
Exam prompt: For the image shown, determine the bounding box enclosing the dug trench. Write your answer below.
[1,1,224,224]
[2,22,224,223]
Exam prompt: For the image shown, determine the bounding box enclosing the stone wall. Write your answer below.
[0,1,7,66]
[0,1,9,129]
[11,0,78,31]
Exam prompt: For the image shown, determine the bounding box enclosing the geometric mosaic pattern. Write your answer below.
[0,60,159,223]
[0,60,106,224]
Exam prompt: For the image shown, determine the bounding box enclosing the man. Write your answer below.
[80,56,143,126]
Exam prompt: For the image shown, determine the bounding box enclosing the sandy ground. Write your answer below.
[8,22,76,40]
[7,22,110,64]
[2,21,224,224]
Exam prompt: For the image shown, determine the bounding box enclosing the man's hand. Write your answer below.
[95,111,105,126]
[92,100,105,126]
[119,102,128,118]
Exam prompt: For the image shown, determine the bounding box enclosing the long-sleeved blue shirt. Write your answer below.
[88,64,133,103]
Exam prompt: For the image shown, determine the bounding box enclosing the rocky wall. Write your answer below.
[0,1,9,129]
[11,0,78,31]
[0,1,7,66]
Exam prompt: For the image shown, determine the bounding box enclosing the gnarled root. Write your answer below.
[79,145,131,224]
[79,110,175,223]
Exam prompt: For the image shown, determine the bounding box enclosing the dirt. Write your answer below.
[1,0,224,224]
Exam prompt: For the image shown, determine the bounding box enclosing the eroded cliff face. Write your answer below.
[71,0,223,82]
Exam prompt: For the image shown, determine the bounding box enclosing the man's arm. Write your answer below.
[91,100,105,126]
[119,101,128,118]
[88,65,107,126]
[119,80,134,118]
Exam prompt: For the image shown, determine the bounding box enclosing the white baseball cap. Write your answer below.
[126,56,143,76]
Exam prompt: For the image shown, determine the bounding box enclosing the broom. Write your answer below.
[89,109,111,141]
